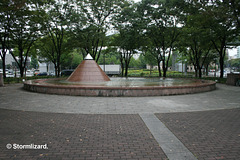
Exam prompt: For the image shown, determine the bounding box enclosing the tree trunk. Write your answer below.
[57,65,61,77]
[120,57,124,77]
[57,54,61,77]
[125,60,129,77]
[121,64,124,77]
[212,40,226,78]
[20,67,24,78]
[125,66,128,77]
[162,59,166,77]
[163,68,167,77]
[205,64,209,76]
[54,64,58,77]
[157,60,161,77]
[219,56,224,78]
[194,66,198,78]
[163,51,171,78]
[150,65,152,76]
[198,68,202,78]
[2,54,6,78]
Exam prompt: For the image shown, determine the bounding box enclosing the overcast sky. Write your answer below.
[228,48,237,57]
[133,0,141,2]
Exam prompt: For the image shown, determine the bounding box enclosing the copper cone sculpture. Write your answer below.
[67,54,110,82]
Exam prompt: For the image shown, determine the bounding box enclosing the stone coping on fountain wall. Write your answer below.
[23,79,216,97]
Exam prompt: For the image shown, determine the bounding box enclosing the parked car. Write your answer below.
[37,72,48,76]
[48,71,55,76]
[61,69,74,76]
[26,70,34,77]
[209,69,215,72]
[34,70,40,76]
[6,72,14,77]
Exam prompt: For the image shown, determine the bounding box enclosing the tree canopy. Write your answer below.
[0,0,239,78]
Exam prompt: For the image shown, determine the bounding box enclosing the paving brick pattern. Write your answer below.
[156,109,240,160]
[0,109,167,160]
[1,84,240,114]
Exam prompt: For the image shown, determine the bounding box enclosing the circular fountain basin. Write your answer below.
[23,77,216,97]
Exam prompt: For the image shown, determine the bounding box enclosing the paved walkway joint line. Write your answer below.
[140,113,197,160]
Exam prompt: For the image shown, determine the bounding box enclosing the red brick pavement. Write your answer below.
[0,109,167,160]
[156,108,240,160]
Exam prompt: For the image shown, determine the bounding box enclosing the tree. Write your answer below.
[30,56,38,69]
[113,1,142,77]
[142,44,163,77]
[8,0,46,77]
[61,49,83,70]
[115,28,139,77]
[228,58,240,71]
[0,21,9,78]
[0,0,20,78]
[174,0,239,78]
[208,1,239,78]
[97,47,120,65]
[183,0,238,78]
[43,0,75,77]
[179,5,215,78]
[72,0,125,62]
[75,25,106,61]
[202,52,218,76]
[137,54,147,69]
[140,0,181,77]
[143,50,158,75]
[228,0,240,29]
[32,36,58,75]
[0,0,10,78]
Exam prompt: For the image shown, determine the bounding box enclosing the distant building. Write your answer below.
[5,54,14,65]
[237,46,240,58]
[38,61,55,73]
[171,51,188,72]
[4,54,31,69]
[171,51,178,71]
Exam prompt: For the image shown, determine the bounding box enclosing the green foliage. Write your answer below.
[129,58,140,68]
[0,0,48,77]
[139,0,181,77]
[61,50,83,70]
[175,0,239,78]
[138,54,147,69]
[144,51,158,66]
[112,1,144,77]
[75,25,106,61]
[71,0,124,62]
[200,0,239,78]
[1,0,239,80]
[98,48,121,65]
[179,16,215,78]
[127,69,191,77]
[228,58,240,69]
[30,56,38,69]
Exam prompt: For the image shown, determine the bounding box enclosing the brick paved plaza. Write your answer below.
[0,83,240,160]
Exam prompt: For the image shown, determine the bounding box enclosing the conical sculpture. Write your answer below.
[67,54,110,82]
